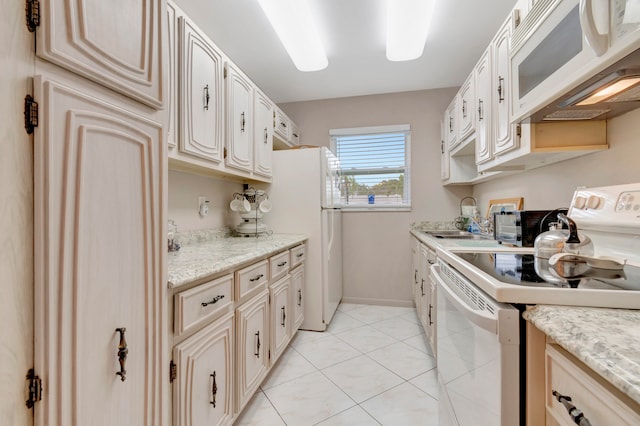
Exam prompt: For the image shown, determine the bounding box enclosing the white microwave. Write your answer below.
[511,0,640,123]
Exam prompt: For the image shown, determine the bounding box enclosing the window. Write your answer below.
[330,124,411,210]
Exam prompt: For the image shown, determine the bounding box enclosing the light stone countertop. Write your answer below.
[168,233,308,289]
[523,305,640,405]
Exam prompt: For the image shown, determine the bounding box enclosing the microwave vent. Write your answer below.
[543,109,610,121]
[511,0,557,52]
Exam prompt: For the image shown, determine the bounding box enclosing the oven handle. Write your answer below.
[431,265,497,334]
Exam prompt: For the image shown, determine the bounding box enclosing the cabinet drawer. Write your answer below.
[545,344,640,426]
[290,244,306,268]
[269,251,290,282]
[236,260,269,303]
[274,109,289,141]
[290,123,300,145]
[174,273,233,338]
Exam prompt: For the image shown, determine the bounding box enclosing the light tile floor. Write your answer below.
[235,303,439,425]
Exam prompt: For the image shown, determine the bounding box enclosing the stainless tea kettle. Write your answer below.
[534,213,595,283]
[534,213,594,260]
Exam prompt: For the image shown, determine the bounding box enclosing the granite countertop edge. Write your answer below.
[524,305,640,405]
[167,233,309,289]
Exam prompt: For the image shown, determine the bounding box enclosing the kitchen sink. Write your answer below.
[420,230,493,240]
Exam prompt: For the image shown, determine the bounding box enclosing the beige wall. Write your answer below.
[0,1,33,425]
[473,109,640,212]
[280,89,471,306]
[168,170,244,232]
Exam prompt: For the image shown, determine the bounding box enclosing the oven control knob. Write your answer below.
[574,196,587,209]
[587,195,601,209]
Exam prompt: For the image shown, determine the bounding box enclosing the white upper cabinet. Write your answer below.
[475,47,493,164]
[493,14,518,156]
[179,15,224,163]
[225,63,254,172]
[458,73,475,143]
[36,0,164,108]
[445,98,459,150]
[440,119,450,180]
[274,108,290,142]
[167,1,181,148]
[33,71,166,426]
[254,89,274,178]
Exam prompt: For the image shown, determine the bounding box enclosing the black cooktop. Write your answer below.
[454,252,640,290]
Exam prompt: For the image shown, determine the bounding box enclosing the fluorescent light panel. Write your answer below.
[257,0,328,72]
[576,76,640,105]
[386,0,436,62]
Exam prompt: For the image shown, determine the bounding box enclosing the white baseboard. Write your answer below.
[340,297,414,308]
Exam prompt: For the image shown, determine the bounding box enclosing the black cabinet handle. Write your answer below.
[204,85,210,111]
[497,76,504,102]
[552,390,592,426]
[428,304,433,326]
[241,112,246,132]
[462,99,467,118]
[277,261,287,267]
[115,328,128,382]
[281,306,286,327]
[255,331,261,358]
[202,294,225,307]
[296,253,304,258]
[249,274,264,282]
[210,371,217,407]
[297,289,302,306]
[421,279,425,296]
[478,99,484,120]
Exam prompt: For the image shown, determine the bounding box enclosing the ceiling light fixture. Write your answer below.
[386,0,436,62]
[257,0,328,72]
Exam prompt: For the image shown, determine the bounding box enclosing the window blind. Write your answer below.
[330,125,411,209]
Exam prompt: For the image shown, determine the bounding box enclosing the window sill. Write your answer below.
[340,205,411,212]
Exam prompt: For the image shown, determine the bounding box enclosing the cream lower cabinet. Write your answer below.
[270,276,291,364]
[291,265,305,332]
[235,290,270,413]
[33,69,166,426]
[173,312,235,426]
[545,344,640,426]
[171,244,305,424]
[411,238,436,355]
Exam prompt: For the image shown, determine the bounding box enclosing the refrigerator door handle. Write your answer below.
[327,209,334,261]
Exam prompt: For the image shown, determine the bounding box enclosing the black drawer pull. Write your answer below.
[277,261,287,267]
[249,273,264,282]
[201,294,224,307]
[296,253,304,258]
[552,390,592,426]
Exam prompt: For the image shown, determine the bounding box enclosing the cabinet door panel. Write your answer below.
[291,265,304,332]
[173,312,235,426]
[458,74,475,141]
[226,63,253,171]
[33,74,166,426]
[493,20,518,155]
[236,290,270,412]
[270,277,291,363]
[254,89,274,178]
[475,48,492,164]
[167,1,181,148]
[180,16,223,162]
[37,0,164,107]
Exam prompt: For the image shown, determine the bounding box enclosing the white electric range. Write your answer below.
[432,183,640,426]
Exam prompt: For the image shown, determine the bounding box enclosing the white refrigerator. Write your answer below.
[268,147,343,331]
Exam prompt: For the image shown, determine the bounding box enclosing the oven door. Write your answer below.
[432,264,520,426]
